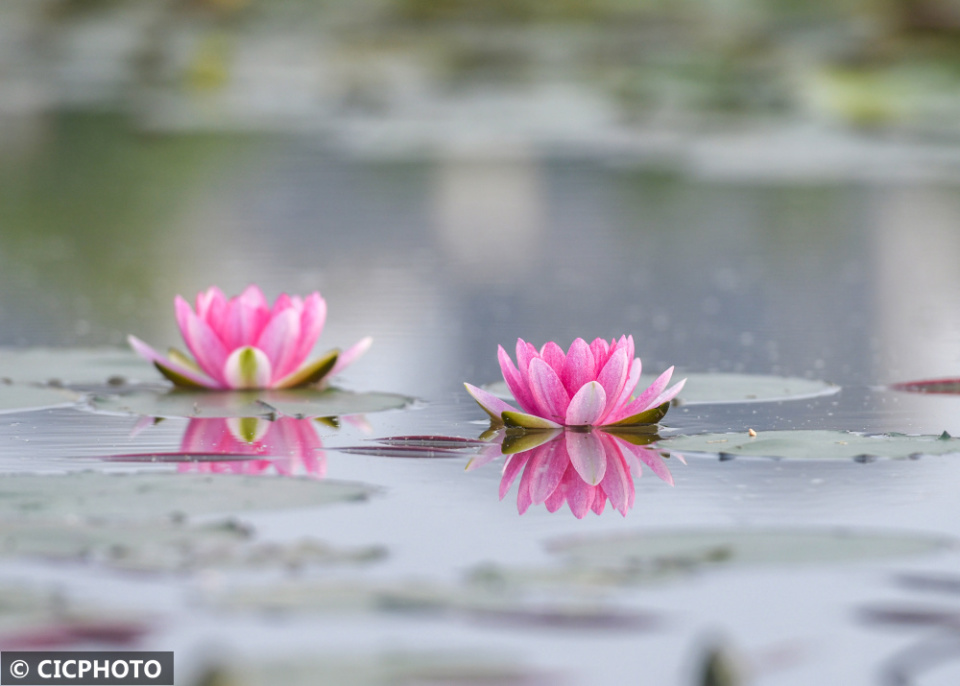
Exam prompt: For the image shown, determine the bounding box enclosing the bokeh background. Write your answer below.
[2,0,960,399]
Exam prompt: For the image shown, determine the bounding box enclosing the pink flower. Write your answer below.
[176,416,326,477]
[129,285,371,389]
[464,337,685,428]
[470,429,678,518]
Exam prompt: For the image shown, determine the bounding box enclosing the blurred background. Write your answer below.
[1,0,960,399]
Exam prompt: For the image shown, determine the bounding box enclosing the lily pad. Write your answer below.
[0,348,148,386]
[213,579,656,632]
[486,373,839,406]
[0,472,377,522]
[659,430,960,461]
[0,382,80,415]
[548,529,952,569]
[466,528,952,590]
[196,653,550,686]
[86,387,413,419]
[0,519,385,573]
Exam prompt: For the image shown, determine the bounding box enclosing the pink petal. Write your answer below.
[605,357,642,422]
[255,308,302,381]
[128,335,219,388]
[466,441,505,472]
[565,381,607,426]
[596,348,629,422]
[561,338,597,397]
[565,430,606,485]
[516,339,539,382]
[196,286,226,321]
[539,341,566,377]
[563,465,595,519]
[295,293,327,364]
[330,336,373,376]
[591,492,607,515]
[223,292,271,350]
[527,437,566,505]
[173,299,229,384]
[612,366,675,422]
[598,433,632,515]
[464,383,518,421]
[648,377,687,409]
[500,452,531,500]
[621,440,674,486]
[528,358,571,423]
[498,345,537,415]
[589,338,610,366]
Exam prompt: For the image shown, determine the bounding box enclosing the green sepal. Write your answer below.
[153,361,209,390]
[167,348,202,374]
[601,427,661,446]
[606,402,670,427]
[501,429,561,454]
[315,416,340,429]
[274,349,339,389]
[501,411,562,430]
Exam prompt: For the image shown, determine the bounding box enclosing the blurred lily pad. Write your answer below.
[467,528,951,591]
[195,653,551,686]
[659,430,960,461]
[0,519,384,573]
[0,348,148,386]
[0,383,80,414]
[213,579,656,632]
[86,388,413,419]
[0,472,377,521]
[548,529,951,569]
[486,373,838,406]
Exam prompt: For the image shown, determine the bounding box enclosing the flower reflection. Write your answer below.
[470,429,680,519]
[176,416,328,477]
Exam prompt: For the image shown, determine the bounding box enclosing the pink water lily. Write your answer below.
[464,336,685,429]
[129,285,371,390]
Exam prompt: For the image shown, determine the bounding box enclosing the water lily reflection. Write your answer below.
[176,416,328,477]
[470,429,680,519]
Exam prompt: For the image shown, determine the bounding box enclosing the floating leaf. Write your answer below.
[0,348,148,386]
[86,387,412,419]
[195,652,551,686]
[213,579,657,632]
[486,373,839,406]
[0,519,385,573]
[0,472,377,522]
[0,383,80,415]
[659,430,960,461]
[548,529,952,570]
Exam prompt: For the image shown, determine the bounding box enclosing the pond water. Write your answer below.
[3,114,960,685]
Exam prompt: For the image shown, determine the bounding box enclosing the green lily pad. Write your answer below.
[659,430,960,461]
[0,348,148,386]
[0,382,80,414]
[486,373,839,406]
[86,387,413,419]
[0,472,377,522]
[0,519,385,573]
